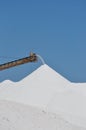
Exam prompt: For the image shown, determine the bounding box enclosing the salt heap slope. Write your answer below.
[0,64,70,108]
[0,100,85,130]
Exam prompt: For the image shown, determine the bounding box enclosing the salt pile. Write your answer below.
[0,64,71,108]
[0,64,86,129]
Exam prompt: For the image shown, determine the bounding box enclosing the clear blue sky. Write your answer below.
[0,0,86,82]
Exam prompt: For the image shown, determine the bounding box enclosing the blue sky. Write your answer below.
[0,0,86,82]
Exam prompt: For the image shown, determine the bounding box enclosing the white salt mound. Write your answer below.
[0,64,86,129]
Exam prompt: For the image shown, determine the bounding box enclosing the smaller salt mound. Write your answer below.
[0,80,14,86]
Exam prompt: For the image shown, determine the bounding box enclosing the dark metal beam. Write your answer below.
[0,53,37,71]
